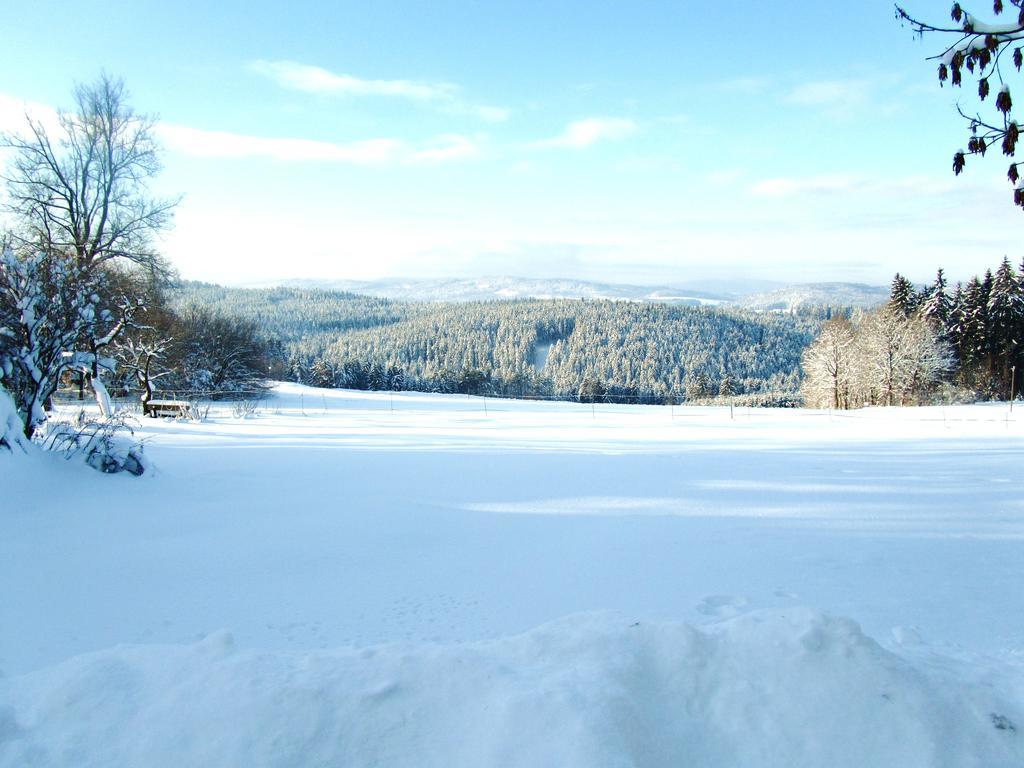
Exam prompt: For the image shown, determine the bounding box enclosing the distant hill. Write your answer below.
[245,275,887,311]
[734,283,890,312]
[267,276,729,306]
[175,280,817,400]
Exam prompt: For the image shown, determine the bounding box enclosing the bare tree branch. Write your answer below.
[1,73,179,271]
[897,1,1024,207]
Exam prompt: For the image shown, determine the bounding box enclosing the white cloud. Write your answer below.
[748,174,959,200]
[533,117,638,149]
[157,123,479,165]
[249,60,511,122]
[749,174,860,198]
[785,79,872,109]
[474,105,512,123]
[412,134,480,163]
[250,60,458,101]
[0,93,61,136]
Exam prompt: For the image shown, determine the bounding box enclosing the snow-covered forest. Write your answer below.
[803,260,1024,408]
[175,281,817,402]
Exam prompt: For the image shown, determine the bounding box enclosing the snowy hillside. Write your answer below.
[2,385,1023,766]
[271,275,729,305]
[736,281,890,311]
[248,275,890,311]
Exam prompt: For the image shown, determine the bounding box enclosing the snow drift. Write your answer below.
[4,386,1024,766]
[2,608,1021,768]
[0,388,29,453]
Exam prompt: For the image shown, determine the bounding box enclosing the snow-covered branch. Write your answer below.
[897,1,1024,207]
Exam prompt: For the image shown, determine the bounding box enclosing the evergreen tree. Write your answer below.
[963,276,989,366]
[947,282,969,369]
[889,273,918,317]
[578,376,606,403]
[988,257,1023,397]
[385,365,405,391]
[342,360,369,390]
[367,362,385,391]
[685,371,710,401]
[919,269,950,330]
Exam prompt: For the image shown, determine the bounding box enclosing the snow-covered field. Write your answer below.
[3,383,1024,766]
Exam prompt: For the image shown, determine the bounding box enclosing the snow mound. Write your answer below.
[0,388,29,454]
[2,608,1021,768]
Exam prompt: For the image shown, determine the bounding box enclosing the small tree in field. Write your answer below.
[801,317,856,409]
[0,75,177,435]
[117,336,173,407]
[897,1,1024,208]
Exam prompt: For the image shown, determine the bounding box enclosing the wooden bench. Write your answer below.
[143,399,192,418]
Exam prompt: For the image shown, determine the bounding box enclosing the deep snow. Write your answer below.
[2,383,1023,765]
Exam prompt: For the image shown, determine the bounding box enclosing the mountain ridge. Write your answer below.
[240,275,888,310]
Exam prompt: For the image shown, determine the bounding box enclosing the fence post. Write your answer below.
[1011,365,1016,413]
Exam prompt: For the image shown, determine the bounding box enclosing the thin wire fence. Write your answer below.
[53,387,1022,426]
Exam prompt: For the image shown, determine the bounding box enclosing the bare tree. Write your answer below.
[899,311,955,403]
[0,76,178,432]
[117,336,173,407]
[801,317,856,409]
[802,307,953,408]
[897,2,1024,208]
[857,306,910,406]
[1,73,178,270]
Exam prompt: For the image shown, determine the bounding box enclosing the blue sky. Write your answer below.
[1,0,1020,287]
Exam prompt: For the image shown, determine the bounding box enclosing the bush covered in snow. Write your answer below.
[40,413,147,476]
[0,385,29,453]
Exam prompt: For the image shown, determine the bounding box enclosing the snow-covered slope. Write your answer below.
[736,281,890,311]
[246,275,889,311]
[2,384,1022,766]
[272,275,729,305]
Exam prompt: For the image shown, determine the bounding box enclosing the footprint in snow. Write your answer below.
[696,595,749,617]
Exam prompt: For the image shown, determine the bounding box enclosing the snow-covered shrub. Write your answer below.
[231,399,260,419]
[185,399,210,422]
[41,412,147,476]
[0,385,30,453]
[165,307,272,399]
[0,250,141,437]
[0,251,87,437]
[718,392,803,408]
